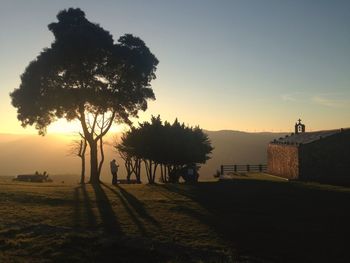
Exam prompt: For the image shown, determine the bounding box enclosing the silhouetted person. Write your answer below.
[182,164,199,183]
[110,159,119,185]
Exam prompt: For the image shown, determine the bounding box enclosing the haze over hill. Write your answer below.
[0,130,287,182]
[203,130,287,175]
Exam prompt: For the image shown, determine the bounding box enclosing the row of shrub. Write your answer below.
[116,115,213,183]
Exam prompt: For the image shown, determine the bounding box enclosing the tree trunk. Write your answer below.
[144,159,158,184]
[98,137,104,177]
[135,158,141,183]
[161,164,168,183]
[144,159,151,183]
[152,162,158,183]
[80,139,87,184]
[80,156,86,184]
[160,164,165,183]
[89,140,99,184]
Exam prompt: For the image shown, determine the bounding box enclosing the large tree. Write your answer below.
[10,8,158,183]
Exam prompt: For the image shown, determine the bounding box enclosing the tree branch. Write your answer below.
[89,111,99,136]
[96,111,116,140]
[79,105,92,141]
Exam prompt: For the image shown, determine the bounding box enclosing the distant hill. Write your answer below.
[0,133,119,183]
[200,130,287,178]
[0,134,81,179]
[0,130,287,182]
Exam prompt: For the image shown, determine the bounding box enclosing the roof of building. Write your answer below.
[270,128,350,145]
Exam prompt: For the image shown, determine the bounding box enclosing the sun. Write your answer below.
[47,119,130,135]
[47,119,82,135]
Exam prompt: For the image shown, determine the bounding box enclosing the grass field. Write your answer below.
[0,174,350,262]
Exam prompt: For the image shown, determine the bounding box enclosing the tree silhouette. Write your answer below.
[118,148,142,183]
[68,135,87,184]
[117,116,213,183]
[10,8,158,184]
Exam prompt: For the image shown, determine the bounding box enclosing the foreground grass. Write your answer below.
[0,174,349,262]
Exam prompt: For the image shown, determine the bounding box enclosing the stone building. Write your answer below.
[267,120,350,181]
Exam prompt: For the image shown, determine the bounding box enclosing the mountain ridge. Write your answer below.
[0,130,288,181]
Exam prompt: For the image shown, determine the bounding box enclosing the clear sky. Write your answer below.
[1,0,349,134]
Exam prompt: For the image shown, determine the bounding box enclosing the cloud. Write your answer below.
[281,94,297,102]
[312,96,350,108]
[281,92,308,102]
[281,92,350,109]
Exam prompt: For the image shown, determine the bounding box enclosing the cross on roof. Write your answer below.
[298,118,302,123]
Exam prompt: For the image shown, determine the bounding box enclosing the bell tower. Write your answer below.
[295,119,305,134]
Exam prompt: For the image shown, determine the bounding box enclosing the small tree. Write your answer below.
[10,8,158,184]
[68,135,87,184]
[116,126,146,183]
[118,149,141,183]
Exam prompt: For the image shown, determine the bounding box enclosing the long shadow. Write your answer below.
[101,183,148,236]
[162,180,350,263]
[73,187,81,229]
[91,183,122,235]
[147,184,184,203]
[79,184,97,229]
[116,185,160,227]
[148,185,211,225]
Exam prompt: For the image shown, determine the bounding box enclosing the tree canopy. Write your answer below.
[117,116,213,183]
[10,8,158,183]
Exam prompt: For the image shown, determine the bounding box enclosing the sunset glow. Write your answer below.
[1,1,350,135]
[1,3,350,261]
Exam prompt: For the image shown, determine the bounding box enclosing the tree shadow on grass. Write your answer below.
[148,185,213,226]
[162,180,350,263]
[70,184,172,262]
[73,187,81,229]
[91,183,122,235]
[116,185,160,227]
[73,185,97,229]
[101,183,148,236]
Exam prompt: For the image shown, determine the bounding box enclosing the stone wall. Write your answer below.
[267,144,299,179]
[299,130,350,180]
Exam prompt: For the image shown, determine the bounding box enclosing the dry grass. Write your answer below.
[0,180,231,262]
[0,174,350,262]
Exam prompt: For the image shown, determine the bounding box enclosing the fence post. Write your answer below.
[234,165,237,172]
[220,165,224,176]
[259,164,262,172]
[247,164,250,172]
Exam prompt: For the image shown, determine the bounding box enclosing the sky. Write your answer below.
[0,0,349,134]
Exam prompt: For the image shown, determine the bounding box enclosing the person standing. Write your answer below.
[110,159,119,185]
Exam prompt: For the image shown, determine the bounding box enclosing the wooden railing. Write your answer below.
[220,164,267,175]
